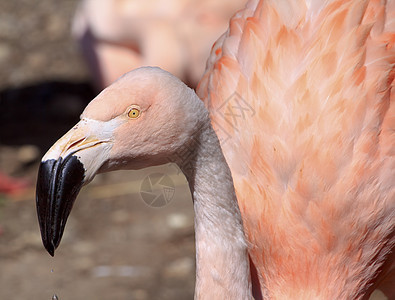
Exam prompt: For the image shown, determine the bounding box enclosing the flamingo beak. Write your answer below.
[36,155,85,256]
[36,118,114,256]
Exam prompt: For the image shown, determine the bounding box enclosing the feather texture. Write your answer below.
[197,0,395,298]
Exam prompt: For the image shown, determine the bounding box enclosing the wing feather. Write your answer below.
[197,0,395,297]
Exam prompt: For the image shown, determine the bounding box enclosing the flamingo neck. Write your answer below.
[179,122,252,299]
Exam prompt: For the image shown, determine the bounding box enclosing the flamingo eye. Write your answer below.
[127,106,141,119]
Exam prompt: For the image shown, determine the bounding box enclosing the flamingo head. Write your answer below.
[36,67,206,256]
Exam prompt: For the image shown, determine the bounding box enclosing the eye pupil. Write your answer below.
[128,107,141,119]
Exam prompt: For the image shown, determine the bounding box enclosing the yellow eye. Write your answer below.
[127,106,141,119]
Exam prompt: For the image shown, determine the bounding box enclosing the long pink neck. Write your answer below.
[180,123,252,299]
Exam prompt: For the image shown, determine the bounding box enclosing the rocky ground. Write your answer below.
[0,1,196,299]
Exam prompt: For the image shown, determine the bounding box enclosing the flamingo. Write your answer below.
[36,66,252,299]
[197,0,395,298]
[72,0,245,89]
[36,0,394,299]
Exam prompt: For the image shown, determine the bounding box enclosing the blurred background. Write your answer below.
[0,0,244,299]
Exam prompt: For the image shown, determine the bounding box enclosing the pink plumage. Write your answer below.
[198,0,395,298]
[35,0,394,298]
[72,0,245,89]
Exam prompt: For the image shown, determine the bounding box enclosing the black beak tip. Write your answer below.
[36,156,85,256]
[41,231,59,257]
[46,243,55,257]
[45,236,61,257]
[40,235,55,257]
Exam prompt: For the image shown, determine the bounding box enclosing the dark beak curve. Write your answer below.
[36,155,85,256]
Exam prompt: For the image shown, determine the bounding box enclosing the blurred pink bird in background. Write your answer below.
[72,0,245,89]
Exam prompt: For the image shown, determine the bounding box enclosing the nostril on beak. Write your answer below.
[66,138,86,151]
